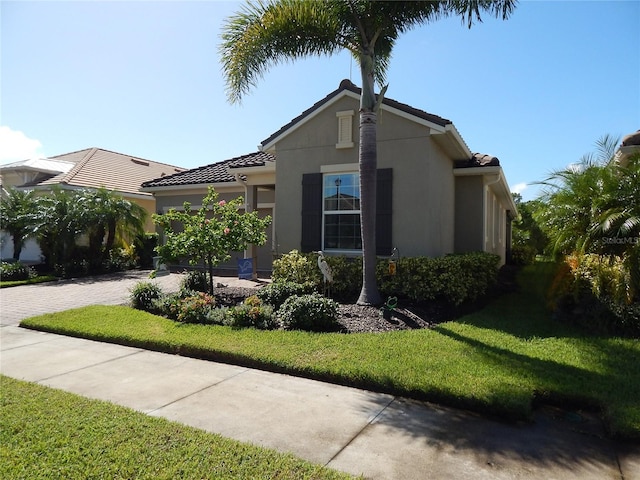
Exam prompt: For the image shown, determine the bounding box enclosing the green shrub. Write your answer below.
[324,255,362,301]
[54,259,90,278]
[134,232,158,269]
[103,245,138,272]
[225,295,278,330]
[130,281,164,311]
[511,245,537,265]
[152,292,182,317]
[181,270,209,293]
[272,250,500,307]
[256,281,312,309]
[278,294,340,332]
[549,255,640,337]
[205,306,230,325]
[271,250,320,290]
[377,252,500,305]
[168,292,217,324]
[0,261,36,281]
[272,251,361,300]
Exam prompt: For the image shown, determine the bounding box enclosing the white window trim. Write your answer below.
[321,170,362,253]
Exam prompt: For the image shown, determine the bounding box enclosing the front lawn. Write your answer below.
[20,264,640,440]
[0,275,57,288]
[0,376,353,479]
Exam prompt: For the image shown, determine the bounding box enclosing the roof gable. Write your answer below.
[261,79,452,151]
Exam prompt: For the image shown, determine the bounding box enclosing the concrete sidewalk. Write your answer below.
[2,326,638,479]
[1,271,639,479]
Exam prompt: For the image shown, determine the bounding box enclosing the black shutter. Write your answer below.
[301,173,322,253]
[376,168,393,256]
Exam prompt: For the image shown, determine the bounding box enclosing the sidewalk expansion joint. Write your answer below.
[34,349,145,383]
[324,395,397,467]
[147,367,249,415]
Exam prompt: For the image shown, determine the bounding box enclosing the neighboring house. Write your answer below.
[141,79,517,274]
[0,147,185,262]
[615,130,640,166]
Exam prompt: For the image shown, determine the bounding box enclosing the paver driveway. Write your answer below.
[0,270,182,326]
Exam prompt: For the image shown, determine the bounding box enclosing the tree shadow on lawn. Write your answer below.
[350,325,639,477]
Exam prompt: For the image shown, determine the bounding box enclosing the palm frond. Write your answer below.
[220,0,346,103]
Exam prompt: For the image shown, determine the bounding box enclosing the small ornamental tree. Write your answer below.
[153,187,271,295]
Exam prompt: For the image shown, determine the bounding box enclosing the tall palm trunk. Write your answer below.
[357,53,382,306]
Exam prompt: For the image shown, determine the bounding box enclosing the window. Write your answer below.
[323,172,361,250]
[336,110,354,149]
[301,169,392,255]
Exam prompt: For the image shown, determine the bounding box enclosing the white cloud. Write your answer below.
[511,182,528,195]
[0,126,44,163]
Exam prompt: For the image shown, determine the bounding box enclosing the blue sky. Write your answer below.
[1,0,638,201]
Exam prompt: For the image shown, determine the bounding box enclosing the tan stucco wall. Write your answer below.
[273,95,456,258]
[454,175,484,253]
[131,196,157,232]
[152,186,275,272]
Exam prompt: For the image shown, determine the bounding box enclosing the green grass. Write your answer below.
[0,275,57,288]
[20,263,640,440]
[0,376,355,479]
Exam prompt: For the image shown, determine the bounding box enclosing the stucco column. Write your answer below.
[245,184,258,279]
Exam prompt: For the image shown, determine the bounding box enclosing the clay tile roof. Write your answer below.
[141,151,275,188]
[455,153,501,168]
[261,79,452,147]
[36,148,185,195]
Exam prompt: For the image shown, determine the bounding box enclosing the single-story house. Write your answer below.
[0,147,185,262]
[141,79,517,274]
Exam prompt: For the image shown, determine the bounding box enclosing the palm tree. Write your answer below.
[78,188,147,270]
[0,188,38,261]
[220,0,517,305]
[536,135,640,301]
[34,188,85,269]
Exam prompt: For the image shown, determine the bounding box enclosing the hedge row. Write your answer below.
[272,250,501,306]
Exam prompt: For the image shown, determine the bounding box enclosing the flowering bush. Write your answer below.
[0,261,36,281]
[225,295,278,330]
[153,187,271,295]
[167,292,217,324]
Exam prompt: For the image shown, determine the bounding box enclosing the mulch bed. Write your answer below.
[213,265,520,334]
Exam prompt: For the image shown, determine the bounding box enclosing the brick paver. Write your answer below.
[0,271,183,326]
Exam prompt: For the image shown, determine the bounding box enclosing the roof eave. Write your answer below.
[140,181,242,193]
[431,124,473,161]
[228,163,276,176]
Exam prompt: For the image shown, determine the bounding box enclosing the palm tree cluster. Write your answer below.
[0,186,147,274]
[220,0,517,305]
[535,135,640,300]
